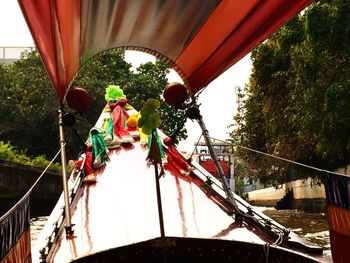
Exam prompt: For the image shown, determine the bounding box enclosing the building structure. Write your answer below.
[194,140,235,192]
[0,46,34,64]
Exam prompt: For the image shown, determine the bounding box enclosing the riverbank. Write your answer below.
[248,178,326,212]
[0,158,62,217]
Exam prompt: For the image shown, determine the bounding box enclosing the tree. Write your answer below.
[290,1,350,167]
[73,51,188,146]
[0,51,58,157]
[231,0,350,185]
[0,64,11,130]
[123,60,188,143]
[0,49,188,159]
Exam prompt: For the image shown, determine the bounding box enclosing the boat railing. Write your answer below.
[148,129,322,254]
[190,159,323,254]
[191,161,292,237]
[0,147,62,262]
[157,129,291,243]
[37,155,86,262]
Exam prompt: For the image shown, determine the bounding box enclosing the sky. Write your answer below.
[0,1,252,152]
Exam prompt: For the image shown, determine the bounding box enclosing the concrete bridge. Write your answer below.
[0,158,62,217]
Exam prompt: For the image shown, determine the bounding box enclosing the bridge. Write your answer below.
[0,159,61,217]
[0,46,35,64]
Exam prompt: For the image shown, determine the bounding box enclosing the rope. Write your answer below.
[262,233,282,263]
[210,137,348,177]
[28,146,63,193]
[263,243,270,263]
[274,233,284,245]
[0,146,63,221]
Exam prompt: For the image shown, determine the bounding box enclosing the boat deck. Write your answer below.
[49,142,269,262]
[30,139,331,262]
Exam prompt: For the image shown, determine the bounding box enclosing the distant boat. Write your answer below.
[2,1,343,262]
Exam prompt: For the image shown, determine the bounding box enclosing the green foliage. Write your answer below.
[231,0,350,185]
[74,51,187,146]
[123,60,169,110]
[122,59,188,142]
[232,158,249,195]
[0,49,188,161]
[0,50,58,157]
[73,49,133,125]
[0,141,17,161]
[0,141,61,171]
[138,98,161,135]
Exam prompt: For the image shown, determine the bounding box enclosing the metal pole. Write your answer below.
[58,108,74,236]
[154,161,165,238]
[187,106,238,209]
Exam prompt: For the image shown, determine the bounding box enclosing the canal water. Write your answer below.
[30,216,48,247]
[30,207,331,255]
[262,208,330,249]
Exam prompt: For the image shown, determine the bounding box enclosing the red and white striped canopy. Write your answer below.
[18,0,311,102]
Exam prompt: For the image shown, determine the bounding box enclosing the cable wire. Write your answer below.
[210,137,348,177]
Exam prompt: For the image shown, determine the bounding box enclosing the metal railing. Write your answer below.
[0,46,35,64]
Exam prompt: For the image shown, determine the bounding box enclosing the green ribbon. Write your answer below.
[91,130,107,164]
[147,130,165,161]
